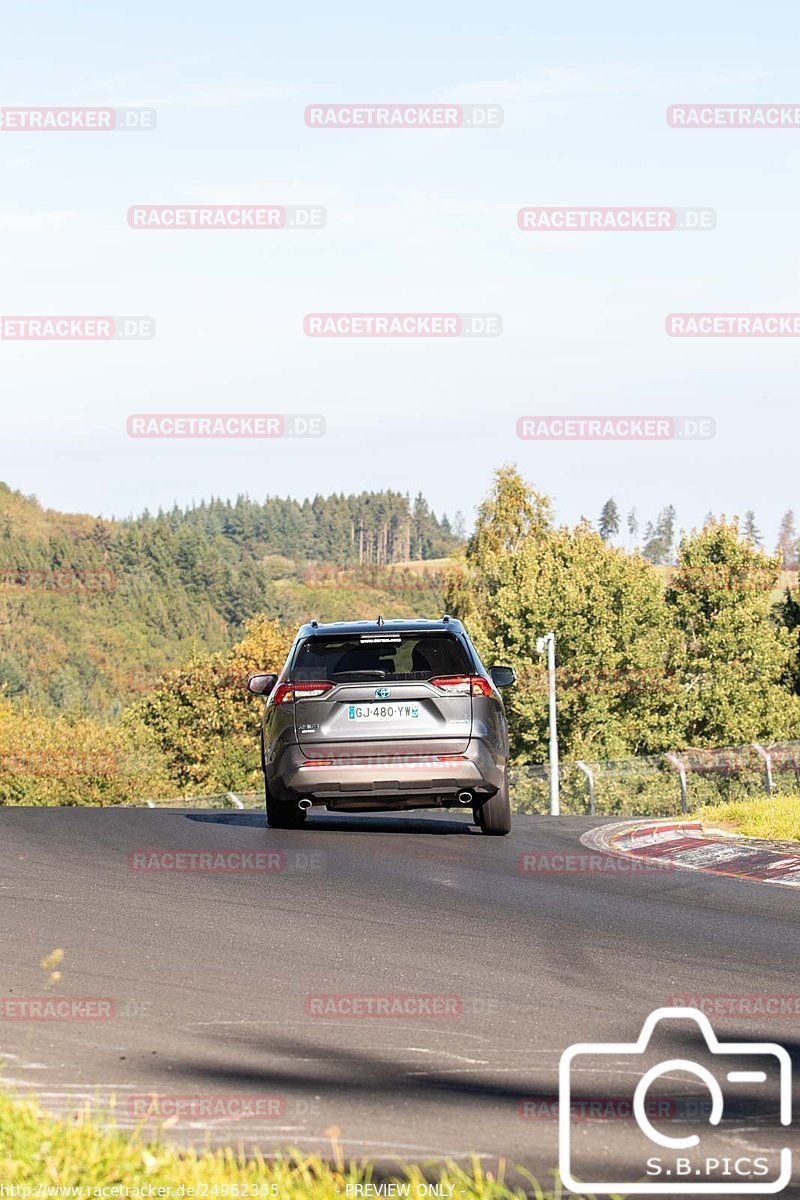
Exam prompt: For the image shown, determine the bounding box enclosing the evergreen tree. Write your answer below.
[742,511,762,547]
[627,507,638,545]
[411,493,434,560]
[599,498,620,543]
[776,511,799,568]
[642,507,676,565]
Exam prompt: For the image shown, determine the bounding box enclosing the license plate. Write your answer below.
[347,703,420,722]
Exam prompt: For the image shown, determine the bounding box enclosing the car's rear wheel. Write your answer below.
[474,772,511,836]
[265,776,307,829]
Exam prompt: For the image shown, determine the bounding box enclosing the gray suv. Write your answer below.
[247,617,515,834]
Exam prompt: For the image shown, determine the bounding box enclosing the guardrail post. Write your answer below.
[574,760,595,815]
[664,754,688,814]
[751,744,774,796]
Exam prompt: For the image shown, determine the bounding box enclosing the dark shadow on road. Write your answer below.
[161,1030,787,1126]
[164,1030,541,1105]
[650,1024,800,1073]
[184,811,476,835]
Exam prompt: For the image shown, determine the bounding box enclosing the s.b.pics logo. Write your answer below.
[559,1007,792,1194]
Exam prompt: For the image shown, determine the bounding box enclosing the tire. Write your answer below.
[265,776,307,829]
[474,772,511,836]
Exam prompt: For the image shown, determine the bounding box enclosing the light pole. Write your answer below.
[536,632,560,815]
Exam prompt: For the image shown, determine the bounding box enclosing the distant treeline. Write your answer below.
[0,484,461,715]
[128,490,461,565]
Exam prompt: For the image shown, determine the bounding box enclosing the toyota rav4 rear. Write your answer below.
[247,617,515,834]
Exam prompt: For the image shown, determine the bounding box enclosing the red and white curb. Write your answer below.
[581,819,800,888]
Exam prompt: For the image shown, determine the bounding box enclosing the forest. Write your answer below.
[3,470,800,809]
[0,482,461,714]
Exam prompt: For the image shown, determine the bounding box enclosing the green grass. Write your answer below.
[700,793,800,841]
[0,1093,605,1199]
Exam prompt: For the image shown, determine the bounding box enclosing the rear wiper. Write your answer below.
[331,670,387,680]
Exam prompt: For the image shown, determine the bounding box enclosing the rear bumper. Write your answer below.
[267,738,504,805]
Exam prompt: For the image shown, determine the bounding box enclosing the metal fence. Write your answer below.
[142,790,264,809]
[510,741,800,816]
[137,746,800,816]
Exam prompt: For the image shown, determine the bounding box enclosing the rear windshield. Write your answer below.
[291,632,471,682]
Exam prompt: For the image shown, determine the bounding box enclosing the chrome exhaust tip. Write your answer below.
[457,790,473,806]
[298,798,312,810]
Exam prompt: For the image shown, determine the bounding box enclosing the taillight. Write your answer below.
[269,680,334,705]
[294,680,334,699]
[429,674,493,697]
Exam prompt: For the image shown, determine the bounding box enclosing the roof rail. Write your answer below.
[310,619,319,628]
[442,614,451,623]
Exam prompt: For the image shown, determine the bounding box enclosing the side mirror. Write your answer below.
[247,672,278,696]
[489,665,516,689]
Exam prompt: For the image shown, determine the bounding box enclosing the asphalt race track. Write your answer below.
[1,806,799,1189]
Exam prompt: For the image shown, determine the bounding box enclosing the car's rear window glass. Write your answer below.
[291,633,471,682]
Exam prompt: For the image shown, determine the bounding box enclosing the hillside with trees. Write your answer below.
[0,483,461,715]
[4,468,800,807]
[443,468,800,764]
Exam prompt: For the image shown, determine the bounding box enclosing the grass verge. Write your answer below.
[700,793,800,841]
[0,1093,603,1199]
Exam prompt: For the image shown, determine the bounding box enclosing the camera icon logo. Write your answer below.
[559,1006,792,1194]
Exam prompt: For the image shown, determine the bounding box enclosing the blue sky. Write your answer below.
[2,0,799,545]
